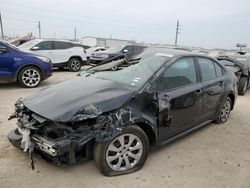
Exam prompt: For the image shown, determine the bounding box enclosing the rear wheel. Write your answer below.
[68,58,81,72]
[238,77,248,95]
[18,66,42,88]
[215,97,232,124]
[93,125,149,176]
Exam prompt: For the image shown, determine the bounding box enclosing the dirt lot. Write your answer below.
[0,68,250,188]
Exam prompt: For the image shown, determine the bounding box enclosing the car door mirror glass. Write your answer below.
[31,46,40,51]
[0,46,7,53]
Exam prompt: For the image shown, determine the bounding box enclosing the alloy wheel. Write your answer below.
[106,134,143,172]
[70,60,81,71]
[21,69,41,87]
[220,100,231,122]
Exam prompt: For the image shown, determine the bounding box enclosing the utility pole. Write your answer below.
[74,27,76,41]
[38,21,41,39]
[0,11,4,39]
[175,20,181,46]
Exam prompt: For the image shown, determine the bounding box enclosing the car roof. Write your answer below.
[30,39,71,43]
[135,47,207,59]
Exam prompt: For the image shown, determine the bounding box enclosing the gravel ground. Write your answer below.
[0,68,250,188]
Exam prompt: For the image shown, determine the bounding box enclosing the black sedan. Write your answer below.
[8,49,237,176]
[216,55,250,95]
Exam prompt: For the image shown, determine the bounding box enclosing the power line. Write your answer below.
[1,1,165,28]
[3,13,166,36]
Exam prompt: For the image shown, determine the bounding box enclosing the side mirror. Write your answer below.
[0,46,7,53]
[31,46,40,51]
[123,49,128,53]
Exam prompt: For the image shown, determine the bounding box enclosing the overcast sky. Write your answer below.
[1,0,250,48]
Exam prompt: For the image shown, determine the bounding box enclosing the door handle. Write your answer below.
[195,89,202,95]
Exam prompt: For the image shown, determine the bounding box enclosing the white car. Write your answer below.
[86,47,107,59]
[19,39,87,71]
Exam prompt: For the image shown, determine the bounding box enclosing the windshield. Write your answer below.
[18,40,38,48]
[104,45,124,52]
[86,56,168,87]
[0,40,20,51]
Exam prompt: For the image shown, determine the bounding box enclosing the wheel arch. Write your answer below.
[68,56,83,63]
[15,64,45,81]
[226,92,235,110]
[135,122,157,146]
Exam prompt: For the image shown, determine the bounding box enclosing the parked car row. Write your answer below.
[0,39,149,87]
[0,40,53,87]
[7,47,238,176]
[18,39,89,72]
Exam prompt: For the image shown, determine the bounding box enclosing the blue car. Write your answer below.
[0,40,53,88]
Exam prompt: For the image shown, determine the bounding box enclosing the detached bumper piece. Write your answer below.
[8,128,94,165]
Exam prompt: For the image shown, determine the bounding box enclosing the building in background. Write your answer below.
[80,36,135,47]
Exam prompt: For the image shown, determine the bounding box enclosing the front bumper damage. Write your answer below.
[8,127,93,165]
[8,99,132,167]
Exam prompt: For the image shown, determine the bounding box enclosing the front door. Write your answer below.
[0,45,15,81]
[151,57,203,142]
[32,41,54,62]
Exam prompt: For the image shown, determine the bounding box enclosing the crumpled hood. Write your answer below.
[23,77,134,122]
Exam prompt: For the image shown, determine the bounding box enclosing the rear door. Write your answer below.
[52,41,72,64]
[196,57,225,120]
[152,57,203,142]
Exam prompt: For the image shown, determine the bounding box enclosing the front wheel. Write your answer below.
[68,58,81,72]
[215,97,232,124]
[93,125,149,176]
[18,66,42,88]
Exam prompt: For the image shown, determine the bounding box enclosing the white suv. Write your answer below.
[19,39,87,71]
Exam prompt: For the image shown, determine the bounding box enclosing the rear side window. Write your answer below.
[35,41,53,50]
[214,62,223,77]
[53,41,71,50]
[197,58,217,81]
[220,59,235,66]
[155,57,197,91]
[123,46,134,52]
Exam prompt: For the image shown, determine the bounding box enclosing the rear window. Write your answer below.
[214,62,223,77]
[197,57,217,81]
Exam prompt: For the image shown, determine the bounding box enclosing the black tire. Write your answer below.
[93,125,149,176]
[238,77,248,95]
[68,58,81,72]
[215,97,232,124]
[17,66,42,88]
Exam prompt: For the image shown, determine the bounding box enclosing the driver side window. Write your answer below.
[153,57,197,91]
[34,41,53,50]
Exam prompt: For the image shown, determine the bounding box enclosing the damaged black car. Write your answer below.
[8,49,237,176]
[216,55,250,95]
